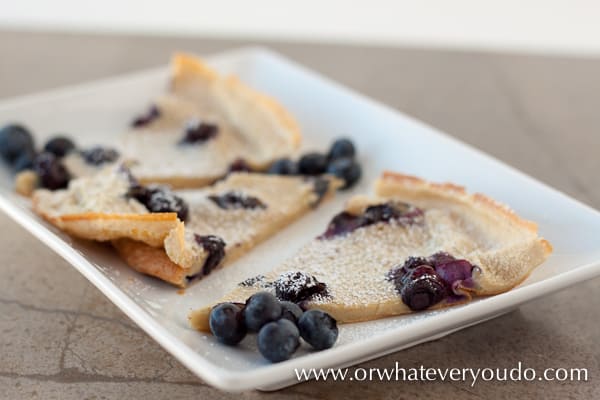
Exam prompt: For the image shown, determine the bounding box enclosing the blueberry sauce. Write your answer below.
[319,201,424,239]
[273,271,329,303]
[179,119,218,144]
[127,184,189,221]
[387,252,477,311]
[193,234,226,277]
[228,158,253,173]
[236,271,329,305]
[131,105,160,128]
[208,191,266,210]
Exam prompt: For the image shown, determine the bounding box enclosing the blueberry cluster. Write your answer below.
[387,252,476,311]
[267,138,362,190]
[0,124,75,190]
[209,291,338,363]
[0,123,124,191]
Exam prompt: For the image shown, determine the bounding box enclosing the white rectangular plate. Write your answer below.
[0,47,599,392]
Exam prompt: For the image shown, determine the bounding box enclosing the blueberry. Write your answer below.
[328,138,356,161]
[228,158,252,173]
[194,234,226,276]
[427,251,457,266]
[208,191,266,210]
[399,266,447,311]
[180,119,218,144]
[298,153,328,175]
[311,177,330,207]
[243,292,282,332]
[319,211,366,239]
[81,146,119,166]
[131,105,160,128]
[33,152,70,190]
[43,136,75,158]
[273,271,328,303]
[0,124,35,164]
[128,185,189,221]
[13,148,37,172]
[280,301,303,324]
[326,158,361,189]
[298,309,338,350]
[209,303,247,345]
[400,256,430,274]
[267,158,298,175]
[364,202,409,223]
[257,319,300,362]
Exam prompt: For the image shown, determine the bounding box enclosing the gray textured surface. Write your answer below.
[0,30,598,399]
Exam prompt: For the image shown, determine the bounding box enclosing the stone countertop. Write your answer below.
[0,30,598,399]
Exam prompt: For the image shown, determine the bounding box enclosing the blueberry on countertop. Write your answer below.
[279,301,303,324]
[267,158,298,175]
[209,303,247,345]
[298,152,328,175]
[328,138,356,161]
[297,309,338,350]
[326,158,361,189]
[33,152,71,190]
[257,319,300,362]
[0,124,35,164]
[244,292,282,332]
[43,136,76,158]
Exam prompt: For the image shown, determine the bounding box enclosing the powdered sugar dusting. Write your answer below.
[237,209,487,311]
[174,173,328,273]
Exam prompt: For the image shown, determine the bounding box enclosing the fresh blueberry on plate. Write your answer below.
[0,124,35,164]
[243,292,282,332]
[279,301,303,324]
[13,149,37,172]
[209,303,247,345]
[257,319,300,362]
[298,309,338,350]
[298,152,328,175]
[33,152,71,190]
[326,158,361,189]
[328,138,356,161]
[44,136,76,158]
